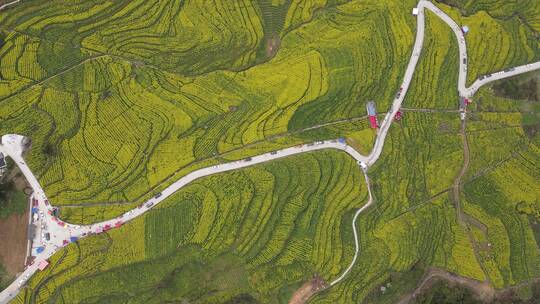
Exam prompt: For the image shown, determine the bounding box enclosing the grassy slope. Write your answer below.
[2,0,540,303]
[0,0,415,207]
[460,81,540,288]
[12,150,368,303]
[318,8,540,301]
[435,0,540,85]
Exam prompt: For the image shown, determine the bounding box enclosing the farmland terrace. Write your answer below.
[0,0,540,303]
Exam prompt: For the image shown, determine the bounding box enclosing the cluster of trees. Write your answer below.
[0,264,9,291]
[0,181,26,218]
[493,78,539,102]
[516,201,540,219]
[415,280,540,304]
[414,281,482,304]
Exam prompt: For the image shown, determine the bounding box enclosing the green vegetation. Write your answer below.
[0,181,27,219]
[455,73,540,289]
[436,0,540,34]
[13,150,368,303]
[1,0,540,303]
[412,280,481,304]
[412,280,540,304]
[436,0,540,84]
[0,263,9,291]
[0,157,28,218]
[492,70,540,102]
[58,203,137,225]
[0,0,415,208]
[363,263,426,304]
[407,10,460,109]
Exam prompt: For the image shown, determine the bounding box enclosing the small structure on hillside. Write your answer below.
[462,25,469,34]
[366,101,379,129]
[412,8,419,15]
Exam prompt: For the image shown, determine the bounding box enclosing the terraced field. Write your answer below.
[1,0,540,303]
[459,82,540,289]
[11,150,369,303]
[435,0,540,85]
[0,0,415,207]
[405,10,460,109]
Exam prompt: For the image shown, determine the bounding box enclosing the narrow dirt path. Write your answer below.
[398,267,496,304]
[453,120,470,225]
[452,119,491,284]
[288,275,328,304]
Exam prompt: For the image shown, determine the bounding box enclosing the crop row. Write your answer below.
[0,0,266,76]
[438,1,540,85]
[0,0,415,208]
[14,149,368,303]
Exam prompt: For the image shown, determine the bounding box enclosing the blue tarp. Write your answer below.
[36,247,44,254]
[32,207,39,214]
[70,237,78,242]
[338,138,346,144]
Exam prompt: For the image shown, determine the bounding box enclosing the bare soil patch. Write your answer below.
[288,275,327,304]
[0,208,28,275]
[266,34,281,59]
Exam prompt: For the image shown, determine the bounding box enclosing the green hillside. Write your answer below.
[0,0,415,206]
[1,0,540,303]
[12,150,369,303]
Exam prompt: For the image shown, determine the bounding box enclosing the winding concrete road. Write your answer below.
[329,169,373,286]
[0,136,371,303]
[0,0,20,11]
[2,0,540,302]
